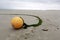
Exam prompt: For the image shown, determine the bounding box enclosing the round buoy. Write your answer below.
[11,16,24,29]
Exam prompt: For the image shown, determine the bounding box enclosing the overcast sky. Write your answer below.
[0,0,60,10]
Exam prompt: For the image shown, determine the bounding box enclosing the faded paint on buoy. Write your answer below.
[11,16,24,29]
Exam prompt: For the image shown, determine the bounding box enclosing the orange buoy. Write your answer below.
[11,16,24,29]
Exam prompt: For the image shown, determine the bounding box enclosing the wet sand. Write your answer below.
[0,10,60,40]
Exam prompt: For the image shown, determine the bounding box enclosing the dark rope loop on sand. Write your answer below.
[22,14,42,29]
[0,14,42,29]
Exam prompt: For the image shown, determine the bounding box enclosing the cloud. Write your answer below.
[0,0,60,3]
[0,0,60,10]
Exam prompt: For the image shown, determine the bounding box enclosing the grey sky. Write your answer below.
[0,0,60,10]
[0,0,60,3]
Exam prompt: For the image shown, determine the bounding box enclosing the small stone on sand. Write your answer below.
[42,29,48,31]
